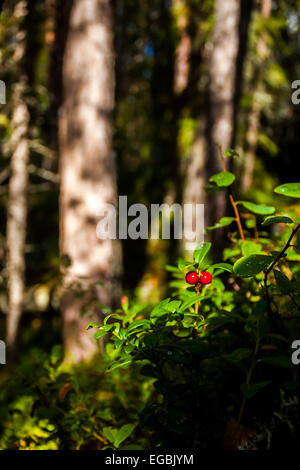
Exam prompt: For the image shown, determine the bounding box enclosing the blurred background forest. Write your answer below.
[0,0,300,451]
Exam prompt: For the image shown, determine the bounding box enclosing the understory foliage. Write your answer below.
[88,159,300,450]
[1,155,300,450]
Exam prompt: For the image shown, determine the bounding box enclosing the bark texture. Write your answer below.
[183,0,242,247]
[242,0,271,192]
[206,0,241,226]
[6,1,30,354]
[59,0,121,363]
[173,0,191,96]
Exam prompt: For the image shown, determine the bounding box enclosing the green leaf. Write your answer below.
[50,345,63,365]
[204,184,225,194]
[240,381,271,398]
[241,240,263,256]
[114,424,136,448]
[263,333,290,344]
[102,427,118,444]
[94,324,114,339]
[165,300,181,312]
[262,215,294,226]
[165,264,180,272]
[237,201,275,215]
[260,355,293,369]
[245,218,256,229]
[233,254,274,277]
[103,313,123,325]
[86,322,101,329]
[150,298,171,321]
[223,348,252,365]
[178,260,194,271]
[274,269,292,294]
[193,241,211,265]
[209,171,235,187]
[274,183,300,198]
[107,355,133,371]
[205,217,235,232]
[180,294,208,311]
[127,319,151,332]
[208,262,233,273]
[224,148,239,158]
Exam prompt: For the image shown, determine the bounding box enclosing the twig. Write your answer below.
[229,194,245,241]
[217,144,245,241]
[265,223,300,276]
[237,338,260,425]
[264,223,300,324]
[195,281,201,314]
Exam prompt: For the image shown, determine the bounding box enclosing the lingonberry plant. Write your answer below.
[88,149,300,449]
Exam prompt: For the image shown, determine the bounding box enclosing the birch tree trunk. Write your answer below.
[59,0,121,363]
[6,1,30,355]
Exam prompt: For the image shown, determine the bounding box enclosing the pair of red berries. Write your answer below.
[185,270,212,285]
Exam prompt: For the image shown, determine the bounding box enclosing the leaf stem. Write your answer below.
[217,144,245,241]
[237,338,260,426]
[265,223,300,276]
[264,223,300,324]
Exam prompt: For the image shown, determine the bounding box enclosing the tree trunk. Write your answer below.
[206,0,241,227]
[173,0,191,96]
[242,0,272,192]
[6,1,30,356]
[183,0,242,250]
[59,0,121,363]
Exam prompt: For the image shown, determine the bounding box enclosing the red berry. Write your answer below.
[185,271,199,285]
[199,271,212,285]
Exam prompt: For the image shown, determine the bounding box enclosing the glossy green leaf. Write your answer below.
[165,300,181,312]
[86,322,101,329]
[178,260,194,271]
[180,294,209,311]
[107,355,133,371]
[207,263,233,273]
[274,183,300,198]
[103,313,123,325]
[150,298,171,321]
[205,217,235,232]
[204,184,225,194]
[209,171,235,187]
[193,241,211,265]
[127,319,151,331]
[262,215,294,226]
[233,254,274,277]
[237,201,275,215]
[94,324,114,339]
